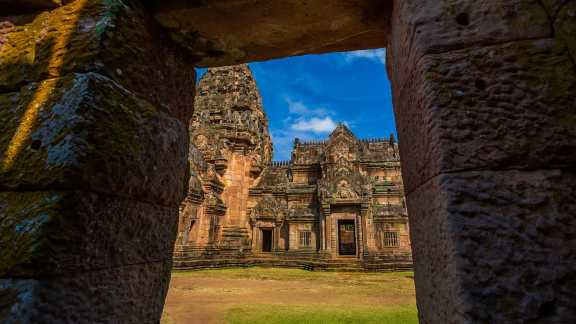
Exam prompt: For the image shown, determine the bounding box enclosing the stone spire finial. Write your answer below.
[329,122,354,139]
[196,64,264,113]
[191,64,272,165]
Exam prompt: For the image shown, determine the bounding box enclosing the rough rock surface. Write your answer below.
[0,1,193,323]
[555,1,576,61]
[388,0,576,322]
[393,38,576,194]
[408,169,576,323]
[0,0,195,123]
[0,260,171,323]
[148,0,391,66]
[0,190,178,277]
[0,73,188,206]
[387,0,553,85]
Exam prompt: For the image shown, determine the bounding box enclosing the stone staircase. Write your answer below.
[219,226,251,249]
[172,244,413,272]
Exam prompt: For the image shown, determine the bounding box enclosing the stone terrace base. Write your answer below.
[172,246,412,272]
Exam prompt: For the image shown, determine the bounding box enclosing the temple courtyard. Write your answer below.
[161,267,417,324]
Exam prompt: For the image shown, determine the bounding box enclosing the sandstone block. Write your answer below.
[0,190,178,277]
[394,39,576,193]
[388,0,552,90]
[151,0,390,66]
[0,73,188,205]
[0,0,195,122]
[407,169,576,323]
[0,260,171,323]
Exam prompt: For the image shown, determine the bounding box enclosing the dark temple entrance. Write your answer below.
[338,220,356,256]
[261,229,273,252]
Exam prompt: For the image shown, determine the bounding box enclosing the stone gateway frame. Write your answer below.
[1,0,575,323]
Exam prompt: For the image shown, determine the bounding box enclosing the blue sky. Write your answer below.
[197,49,396,161]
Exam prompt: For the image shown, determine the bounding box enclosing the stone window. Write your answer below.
[383,231,399,247]
[299,231,312,247]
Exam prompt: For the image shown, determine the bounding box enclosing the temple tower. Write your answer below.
[188,65,272,250]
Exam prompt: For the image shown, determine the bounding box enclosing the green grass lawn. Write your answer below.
[225,304,418,324]
[164,267,418,323]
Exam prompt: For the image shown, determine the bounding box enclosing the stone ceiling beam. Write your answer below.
[147,0,392,66]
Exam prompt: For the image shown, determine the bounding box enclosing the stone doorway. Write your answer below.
[261,229,273,253]
[2,1,575,323]
[338,220,356,256]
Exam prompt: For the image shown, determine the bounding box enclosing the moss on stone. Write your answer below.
[555,2,576,63]
[0,73,171,197]
[0,0,129,90]
[0,191,62,277]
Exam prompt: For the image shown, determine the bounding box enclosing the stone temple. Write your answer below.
[3,1,574,322]
[174,64,412,271]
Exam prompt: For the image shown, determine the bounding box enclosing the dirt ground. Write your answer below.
[161,267,417,324]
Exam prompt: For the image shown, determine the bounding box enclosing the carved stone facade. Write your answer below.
[176,65,272,257]
[175,65,412,270]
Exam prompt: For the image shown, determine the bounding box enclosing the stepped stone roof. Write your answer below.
[191,64,272,165]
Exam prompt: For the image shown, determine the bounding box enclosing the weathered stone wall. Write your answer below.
[388,0,576,322]
[0,1,193,322]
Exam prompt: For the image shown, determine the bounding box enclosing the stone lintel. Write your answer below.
[149,0,391,66]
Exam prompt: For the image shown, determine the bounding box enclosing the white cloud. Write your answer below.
[285,97,328,116]
[270,97,347,160]
[342,49,386,65]
[291,117,337,134]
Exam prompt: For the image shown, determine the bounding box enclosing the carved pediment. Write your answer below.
[335,180,359,199]
[318,172,372,201]
[250,195,287,221]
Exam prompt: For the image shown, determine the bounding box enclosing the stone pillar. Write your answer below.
[0,1,195,322]
[275,224,282,252]
[356,212,363,258]
[319,211,325,251]
[388,1,576,322]
[322,204,332,254]
[252,225,258,251]
[359,205,368,257]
